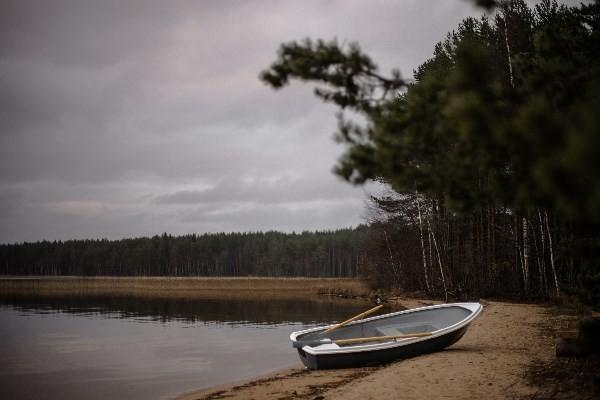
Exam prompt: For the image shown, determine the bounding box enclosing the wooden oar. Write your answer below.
[334,332,433,345]
[323,304,384,334]
[292,332,433,348]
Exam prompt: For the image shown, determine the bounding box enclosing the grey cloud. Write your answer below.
[182,198,365,233]
[1,0,496,242]
[155,172,363,205]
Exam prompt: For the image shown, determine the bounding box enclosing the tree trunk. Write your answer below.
[383,228,401,288]
[522,216,530,290]
[502,3,515,88]
[427,219,448,302]
[416,191,431,293]
[537,209,547,295]
[544,210,560,297]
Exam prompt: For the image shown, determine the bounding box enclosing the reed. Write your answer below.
[0,276,370,298]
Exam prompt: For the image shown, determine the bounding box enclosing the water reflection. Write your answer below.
[0,292,384,325]
[0,292,395,400]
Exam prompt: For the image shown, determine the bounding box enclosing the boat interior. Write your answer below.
[298,306,472,346]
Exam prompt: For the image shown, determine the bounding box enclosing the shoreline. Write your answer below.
[175,298,566,400]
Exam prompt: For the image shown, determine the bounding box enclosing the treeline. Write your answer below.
[0,227,366,277]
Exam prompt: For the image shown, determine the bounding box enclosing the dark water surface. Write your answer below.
[0,293,372,400]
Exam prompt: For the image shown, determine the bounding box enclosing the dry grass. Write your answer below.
[0,276,370,299]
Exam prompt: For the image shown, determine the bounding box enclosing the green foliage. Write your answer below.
[261,0,600,305]
[261,0,600,223]
[261,38,404,114]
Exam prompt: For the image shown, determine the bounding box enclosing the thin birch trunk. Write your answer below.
[544,210,560,297]
[522,217,530,289]
[416,191,431,293]
[502,2,515,88]
[427,219,448,302]
[491,208,496,272]
[518,247,525,286]
[428,230,433,276]
[513,216,527,288]
[383,229,401,288]
[537,209,547,294]
[531,216,542,295]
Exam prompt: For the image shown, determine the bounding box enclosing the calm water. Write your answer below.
[0,293,373,400]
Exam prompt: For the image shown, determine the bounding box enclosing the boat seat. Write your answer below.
[376,324,437,336]
[375,326,404,336]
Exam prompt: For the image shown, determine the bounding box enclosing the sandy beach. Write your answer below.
[177,298,566,400]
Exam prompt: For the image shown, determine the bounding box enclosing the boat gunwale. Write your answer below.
[290,302,482,355]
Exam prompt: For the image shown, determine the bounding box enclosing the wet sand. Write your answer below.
[177,299,558,400]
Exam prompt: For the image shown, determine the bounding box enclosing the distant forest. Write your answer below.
[0,228,366,277]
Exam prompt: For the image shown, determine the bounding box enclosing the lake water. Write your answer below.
[0,293,372,400]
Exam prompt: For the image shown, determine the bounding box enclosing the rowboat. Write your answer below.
[290,302,482,369]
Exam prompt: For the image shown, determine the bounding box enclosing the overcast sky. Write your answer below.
[1,0,566,243]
